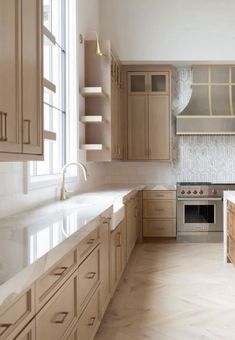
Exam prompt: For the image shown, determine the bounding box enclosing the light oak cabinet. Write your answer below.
[227,201,235,264]
[143,191,176,238]
[99,220,110,318]
[127,69,171,161]
[126,195,138,261]
[14,320,36,340]
[0,0,43,160]
[110,223,123,292]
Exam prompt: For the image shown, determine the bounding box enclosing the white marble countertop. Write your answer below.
[0,183,175,307]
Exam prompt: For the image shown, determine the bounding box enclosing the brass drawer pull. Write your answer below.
[0,112,7,142]
[52,311,69,324]
[116,232,121,247]
[86,272,96,279]
[23,119,31,144]
[52,266,68,276]
[87,238,95,245]
[155,208,164,212]
[88,317,96,327]
[0,323,12,337]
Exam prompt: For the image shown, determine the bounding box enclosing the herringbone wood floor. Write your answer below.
[95,243,235,340]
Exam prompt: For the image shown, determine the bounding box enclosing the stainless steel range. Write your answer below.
[177,182,235,242]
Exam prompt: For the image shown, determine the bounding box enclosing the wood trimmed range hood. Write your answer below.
[176,65,235,135]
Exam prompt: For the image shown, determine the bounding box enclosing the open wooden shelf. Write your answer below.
[43,78,56,93]
[80,87,106,97]
[81,115,104,123]
[81,144,103,151]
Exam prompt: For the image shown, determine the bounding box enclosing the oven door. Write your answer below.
[177,197,223,232]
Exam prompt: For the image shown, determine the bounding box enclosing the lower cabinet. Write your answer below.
[110,223,123,293]
[227,201,235,264]
[36,272,78,340]
[126,195,138,261]
[143,190,176,238]
[78,289,99,340]
[2,206,139,340]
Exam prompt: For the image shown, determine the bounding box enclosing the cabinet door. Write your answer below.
[111,79,118,159]
[22,0,43,155]
[99,221,110,317]
[15,320,35,340]
[126,200,137,261]
[149,95,170,160]
[128,72,148,94]
[0,0,22,153]
[149,72,169,95]
[128,95,148,160]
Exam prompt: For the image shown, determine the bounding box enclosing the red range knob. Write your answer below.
[193,190,197,194]
[199,190,203,195]
[187,190,191,195]
[181,190,185,194]
[212,189,217,195]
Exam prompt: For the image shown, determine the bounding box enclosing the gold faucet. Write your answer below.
[60,162,88,201]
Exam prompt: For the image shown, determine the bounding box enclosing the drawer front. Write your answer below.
[143,200,176,219]
[78,228,100,263]
[36,273,78,340]
[67,327,78,340]
[143,191,176,200]
[79,247,100,310]
[14,320,35,340]
[0,288,34,340]
[78,289,99,340]
[229,236,235,265]
[143,219,176,237]
[36,250,77,310]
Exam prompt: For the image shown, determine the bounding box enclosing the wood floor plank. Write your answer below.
[95,243,235,340]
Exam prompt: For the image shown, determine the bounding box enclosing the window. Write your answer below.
[30,0,67,177]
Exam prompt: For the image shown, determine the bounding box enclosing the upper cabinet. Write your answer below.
[0,0,43,160]
[127,68,172,161]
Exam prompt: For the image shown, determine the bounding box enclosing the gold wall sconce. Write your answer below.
[93,31,105,57]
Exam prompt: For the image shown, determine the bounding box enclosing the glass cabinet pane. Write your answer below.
[211,66,229,83]
[130,74,146,93]
[151,74,167,92]
[193,66,208,83]
[211,86,230,115]
[232,67,235,83]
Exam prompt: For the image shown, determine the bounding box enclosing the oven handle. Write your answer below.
[177,197,223,201]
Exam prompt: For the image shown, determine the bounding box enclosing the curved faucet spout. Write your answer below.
[60,161,88,201]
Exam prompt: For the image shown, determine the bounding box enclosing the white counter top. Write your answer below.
[0,183,175,308]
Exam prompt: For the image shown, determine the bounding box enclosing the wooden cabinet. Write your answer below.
[99,220,110,318]
[128,96,148,160]
[111,55,124,160]
[127,68,171,161]
[143,191,176,238]
[126,195,138,261]
[0,287,35,340]
[21,0,43,155]
[110,222,123,292]
[0,0,43,160]
[36,273,78,340]
[227,201,235,264]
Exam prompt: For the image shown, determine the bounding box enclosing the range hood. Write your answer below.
[176,65,235,135]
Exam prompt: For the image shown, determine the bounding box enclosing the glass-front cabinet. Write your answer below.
[128,72,169,95]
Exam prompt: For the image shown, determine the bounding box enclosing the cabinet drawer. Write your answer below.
[79,247,100,311]
[36,273,78,340]
[143,219,176,237]
[78,289,99,340]
[143,200,176,218]
[67,326,78,340]
[0,288,34,340]
[143,191,176,200]
[78,228,100,263]
[36,250,77,310]
[228,236,235,265]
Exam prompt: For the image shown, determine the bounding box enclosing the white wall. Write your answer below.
[100,0,235,63]
[0,0,109,219]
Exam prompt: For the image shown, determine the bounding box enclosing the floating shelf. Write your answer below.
[81,115,104,123]
[43,130,57,141]
[81,144,103,151]
[43,26,56,46]
[80,87,106,97]
[43,78,56,93]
